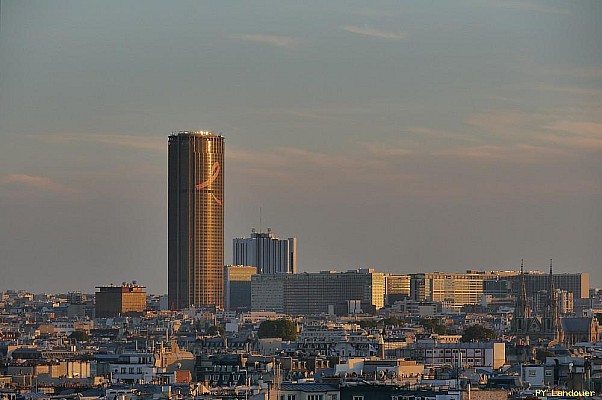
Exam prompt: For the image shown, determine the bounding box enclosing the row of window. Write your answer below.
[426,349,482,354]
[114,367,144,374]
[281,395,338,400]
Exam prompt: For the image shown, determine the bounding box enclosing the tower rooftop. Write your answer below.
[173,130,222,137]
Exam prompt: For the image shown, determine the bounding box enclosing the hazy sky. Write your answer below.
[1,1,601,294]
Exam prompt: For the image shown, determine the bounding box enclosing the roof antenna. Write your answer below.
[259,207,262,233]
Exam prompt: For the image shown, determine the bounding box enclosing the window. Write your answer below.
[353,396,364,400]
[328,395,338,400]
[308,395,323,400]
[545,370,553,377]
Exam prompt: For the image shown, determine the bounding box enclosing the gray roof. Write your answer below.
[280,383,339,392]
[561,317,593,333]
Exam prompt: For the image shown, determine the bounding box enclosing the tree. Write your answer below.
[381,316,404,327]
[535,348,555,362]
[69,330,89,342]
[257,319,297,341]
[461,324,497,342]
[207,325,225,336]
[358,320,378,329]
[420,318,447,334]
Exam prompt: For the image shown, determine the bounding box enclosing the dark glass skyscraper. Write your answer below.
[168,131,224,309]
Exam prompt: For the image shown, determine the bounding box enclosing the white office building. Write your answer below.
[233,228,297,274]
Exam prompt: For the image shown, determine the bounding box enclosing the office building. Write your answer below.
[95,283,146,318]
[168,131,225,309]
[410,271,490,310]
[233,228,297,274]
[409,268,589,311]
[224,265,257,311]
[557,290,574,315]
[384,274,411,304]
[506,271,589,300]
[251,269,385,315]
[393,342,506,369]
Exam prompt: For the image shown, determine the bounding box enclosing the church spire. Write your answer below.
[549,259,554,292]
[512,259,532,343]
[517,259,531,318]
[544,258,564,344]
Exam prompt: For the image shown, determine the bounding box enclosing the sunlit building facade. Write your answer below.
[410,272,489,310]
[168,131,225,309]
[385,274,411,305]
[251,269,385,315]
[95,283,146,318]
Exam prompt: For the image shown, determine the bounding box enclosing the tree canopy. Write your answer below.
[461,324,497,342]
[420,318,447,334]
[381,316,404,327]
[535,348,555,362]
[257,319,297,341]
[206,325,225,336]
[358,320,378,329]
[68,330,89,342]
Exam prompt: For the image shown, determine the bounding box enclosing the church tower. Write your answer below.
[542,260,564,343]
[511,260,533,341]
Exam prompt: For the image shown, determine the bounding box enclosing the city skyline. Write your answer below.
[1,1,601,293]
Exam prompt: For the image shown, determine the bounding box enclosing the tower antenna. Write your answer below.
[260,207,262,233]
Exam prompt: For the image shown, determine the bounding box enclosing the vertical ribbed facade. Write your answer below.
[250,269,385,314]
[168,131,224,309]
[233,230,297,274]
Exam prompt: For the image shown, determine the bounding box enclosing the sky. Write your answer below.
[0,0,601,294]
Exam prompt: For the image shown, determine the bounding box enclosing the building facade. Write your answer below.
[233,228,297,274]
[409,269,588,311]
[251,269,385,315]
[385,274,411,304]
[95,283,146,318]
[507,271,589,300]
[410,272,489,310]
[168,131,225,309]
[392,342,506,369]
[224,265,257,311]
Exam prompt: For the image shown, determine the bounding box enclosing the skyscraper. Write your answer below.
[168,131,224,309]
[233,228,297,274]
